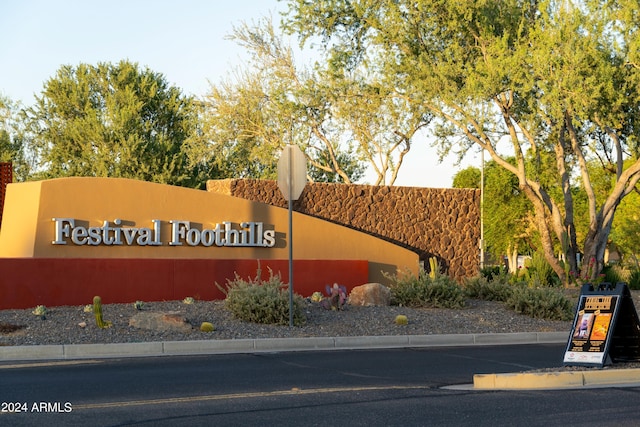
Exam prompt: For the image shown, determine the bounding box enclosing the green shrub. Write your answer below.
[479,266,505,281]
[217,269,306,326]
[389,270,465,309]
[522,252,561,287]
[601,264,625,285]
[505,287,574,321]
[463,276,514,302]
[601,264,640,290]
[628,269,640,290]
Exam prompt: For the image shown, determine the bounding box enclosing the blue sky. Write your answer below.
[0,0,477,187]
[0,0,284,101]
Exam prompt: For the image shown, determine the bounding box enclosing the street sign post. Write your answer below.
[277,144,307,327]
[277,144,307,201]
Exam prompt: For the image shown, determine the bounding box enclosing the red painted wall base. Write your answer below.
[0,258,369,310]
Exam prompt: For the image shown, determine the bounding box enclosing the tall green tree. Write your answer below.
[322,52,432,184]
[198,19,363,183]
[25,60,209,187]
[284,0,640,283]
[610,191,640,266]
[199,18,426,184]
[454,160,535,271]
[607,159,640,266]
[0,95,31,181]
[307,149,366,182]
[451,166,480,190]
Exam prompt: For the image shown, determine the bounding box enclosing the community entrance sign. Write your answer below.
[564,282,640,367]
[51,218,276,248]
[0,177,419,310]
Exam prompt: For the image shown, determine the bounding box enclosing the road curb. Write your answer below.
[0,331,568,361]
[474,368,640,390]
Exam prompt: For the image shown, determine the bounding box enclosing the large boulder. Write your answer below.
[129,311,193,333]
[348,283,391,307]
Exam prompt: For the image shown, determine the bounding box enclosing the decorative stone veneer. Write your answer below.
[207,179,480,280]
[0,162,12,228]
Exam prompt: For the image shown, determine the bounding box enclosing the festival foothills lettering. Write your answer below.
[51,218,276,248]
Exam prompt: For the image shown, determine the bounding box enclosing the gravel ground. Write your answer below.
[0,298,572,347]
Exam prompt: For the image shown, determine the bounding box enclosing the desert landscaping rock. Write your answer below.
[348,283,391,306]
[129,311,193,333]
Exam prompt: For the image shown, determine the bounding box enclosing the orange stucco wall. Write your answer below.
[0,177,418,308]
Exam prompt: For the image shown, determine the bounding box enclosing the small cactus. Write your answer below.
[200,322,215,332]
[395,315,409,325]
[133,300,144,310]
[83,304,93,313]
[32,305,47,319]
[320,283,348,311]
[310,292,324,302]
[428,257,440,279]
[93,296,112,328]
[182,297,195,305]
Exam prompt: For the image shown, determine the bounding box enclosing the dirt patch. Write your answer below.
[0,322,24,334]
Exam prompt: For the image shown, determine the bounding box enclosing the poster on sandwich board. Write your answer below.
[563,283,640,368]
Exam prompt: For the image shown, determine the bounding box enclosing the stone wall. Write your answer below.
[0,162,12,229]
[207,179,480,280]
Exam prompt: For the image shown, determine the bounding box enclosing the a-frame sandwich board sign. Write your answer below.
[563,282,640,368]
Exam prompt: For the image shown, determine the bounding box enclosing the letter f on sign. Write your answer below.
[52,218,75,245]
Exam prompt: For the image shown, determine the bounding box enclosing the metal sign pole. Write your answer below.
[288,147,294,327]
[276,144,306,328]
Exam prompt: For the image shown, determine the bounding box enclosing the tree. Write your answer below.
[0,95,32,181]
[610,191,640,266]
[607,159,640,266]
[284,0,640,283]
[24,60,209,187]
[452,166,480,190]
[195,71,282,180]
[307,148,366,182]
[454,160,534,272]
[197,19,363,183]
[321,53,432,184]
[199,18,426,185]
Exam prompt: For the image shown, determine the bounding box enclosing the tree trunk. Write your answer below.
[521,183,568,283]
[506,244,518,274]
[581,215,612,281]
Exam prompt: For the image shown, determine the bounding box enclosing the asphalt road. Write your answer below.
[2,343,640,426]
